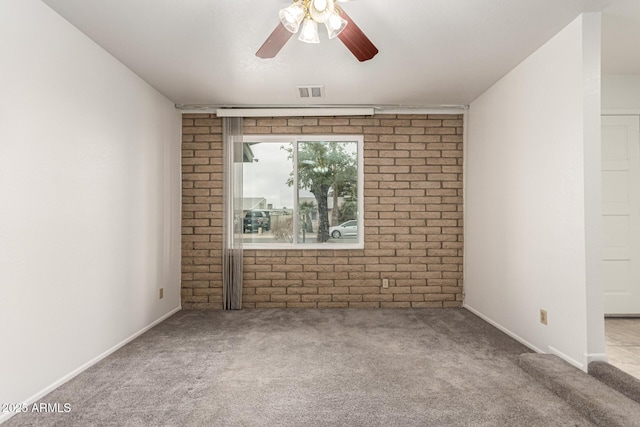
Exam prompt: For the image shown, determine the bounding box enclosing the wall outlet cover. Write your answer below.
[540,309,547,325]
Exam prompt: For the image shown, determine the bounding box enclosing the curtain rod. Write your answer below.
[216,108,375,117]
[177,105,469,116]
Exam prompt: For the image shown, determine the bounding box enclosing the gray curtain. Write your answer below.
[222,117,243,309]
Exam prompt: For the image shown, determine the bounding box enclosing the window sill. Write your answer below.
[242,242,364,251]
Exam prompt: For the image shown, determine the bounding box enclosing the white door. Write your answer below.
[602,115,640,315]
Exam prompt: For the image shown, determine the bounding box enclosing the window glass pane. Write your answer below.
[297,141,359,244]
[242,142,293,244]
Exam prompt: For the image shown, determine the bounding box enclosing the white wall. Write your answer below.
[0,0,182,416]
[465,13,604,369]
[602,74,640,110]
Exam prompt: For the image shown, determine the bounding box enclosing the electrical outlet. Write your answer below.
[382,279,389,289]
[540,309,547,325]
[159,288,164,299]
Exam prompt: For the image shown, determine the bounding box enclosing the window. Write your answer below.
[241,135,363,249]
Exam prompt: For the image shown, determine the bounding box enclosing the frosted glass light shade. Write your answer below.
[298,18,320,43]
[325,12,348,39]
[309,0,334,23]
[279,3,305,33]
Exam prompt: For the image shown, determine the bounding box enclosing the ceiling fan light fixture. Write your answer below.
[279,2,306,33]
[309,0,334,24]
[325,11,348,39]
[298,17,320,43]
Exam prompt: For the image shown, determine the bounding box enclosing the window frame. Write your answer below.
[241,134,364,250]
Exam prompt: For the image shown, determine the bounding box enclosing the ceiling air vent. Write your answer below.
[296,85,325,99]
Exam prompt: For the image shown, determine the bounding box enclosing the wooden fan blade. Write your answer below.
[256,23,294,58]
[336,9,378,62]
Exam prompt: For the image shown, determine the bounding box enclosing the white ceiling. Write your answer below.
[40,0,640,107]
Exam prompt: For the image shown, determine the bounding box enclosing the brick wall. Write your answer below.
[181,114,463,309]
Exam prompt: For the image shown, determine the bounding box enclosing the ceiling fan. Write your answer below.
[256,0,378,62]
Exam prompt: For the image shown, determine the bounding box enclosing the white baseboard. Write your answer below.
[0,306,182,425]
[585,352,609,365]
[548,346,584,371]
[463,304,598,372]
[545,349,608,372]
[463,304,544,354]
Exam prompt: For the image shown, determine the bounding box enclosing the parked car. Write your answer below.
[243,210,270,233]
[329,220,358,238]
